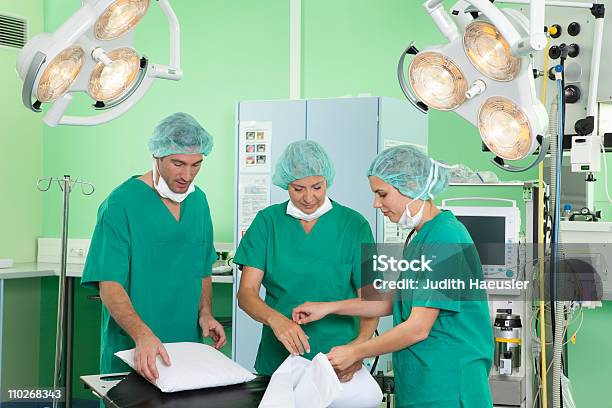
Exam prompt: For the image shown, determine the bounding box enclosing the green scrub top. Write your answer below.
[81,177,217,374]
[392,211,493,408]
[234,200,374,375]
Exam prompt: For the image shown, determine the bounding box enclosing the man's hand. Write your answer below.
[269,314,311,356]
[134,330,171,384]
[199,314,227,349]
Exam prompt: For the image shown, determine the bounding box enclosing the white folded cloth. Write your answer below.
[258,353,382,408]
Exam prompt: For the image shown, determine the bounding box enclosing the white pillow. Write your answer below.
[115,342,256,393]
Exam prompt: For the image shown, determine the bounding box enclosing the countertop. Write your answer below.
[0,263,234,283]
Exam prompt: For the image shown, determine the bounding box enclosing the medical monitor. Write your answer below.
[442,205,521,279]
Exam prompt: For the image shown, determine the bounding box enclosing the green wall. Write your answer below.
[0,0,43,263]
[594,156,612,220]
[0,0,610,405]
[0,0,44,398]
[41,0,290,241]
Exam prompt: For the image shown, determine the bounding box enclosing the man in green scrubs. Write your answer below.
[235,140,378,381]
[82,112,225,383]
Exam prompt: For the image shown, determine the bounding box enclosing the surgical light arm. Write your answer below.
[427,0,546,55]
[397,43,428,114]
[148,0,183,80]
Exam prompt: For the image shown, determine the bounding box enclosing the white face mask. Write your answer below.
[398,199,426,230]
[397,159,439,230]
[152,160,195,203]
[286,196,333,221]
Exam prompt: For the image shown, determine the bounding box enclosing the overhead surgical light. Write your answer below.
[94,0,150,40]
[409,52,468,110]
[463,21,521,82]
[36,46,86,102]
[479,96,539,160]
[398,0,549,172]
[16,0,182,127]
[88,47,141,102]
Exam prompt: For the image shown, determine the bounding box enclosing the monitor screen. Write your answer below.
[456,215,506,266]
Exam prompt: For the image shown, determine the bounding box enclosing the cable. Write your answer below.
[551,63,566,334]
[551,64,566,408]
[531,304,583,346]
[535,34,551,408]
[533,389,542,408]
[561,57,566,141]
[370,330,380,375]
[601,143,612,205]
[564,308,584,346]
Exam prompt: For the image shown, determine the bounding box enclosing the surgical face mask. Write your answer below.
[398,199,426,230]
[287,196,333,221]
[397,159,440,230]
[152,160,195,203]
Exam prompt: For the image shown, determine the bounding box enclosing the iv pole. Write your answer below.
[37,175,94,408]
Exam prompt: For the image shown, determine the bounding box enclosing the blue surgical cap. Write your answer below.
[272,140,335,190]
[148,112,213,158]
[367,145,451,199]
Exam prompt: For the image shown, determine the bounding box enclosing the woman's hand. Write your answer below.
[327,344,361,372]
[292,302,335,324]
[336,360,363,382]
[269,314,311,355]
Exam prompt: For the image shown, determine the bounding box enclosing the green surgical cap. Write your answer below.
[272,140,335,189]
[148,112,213,158]
[367,145,451,199]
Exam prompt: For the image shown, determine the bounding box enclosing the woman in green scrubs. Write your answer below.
[293,146,494,407]
[234,140,378,381]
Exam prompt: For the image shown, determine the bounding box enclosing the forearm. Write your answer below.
[199,277,213,317]
[99,281,151,342]
[331,298,393,318]
[237,289,286,327]
[352,316,379,344]
[353,320,425,360]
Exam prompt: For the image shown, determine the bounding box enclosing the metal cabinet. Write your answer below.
[233,96,427,372]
